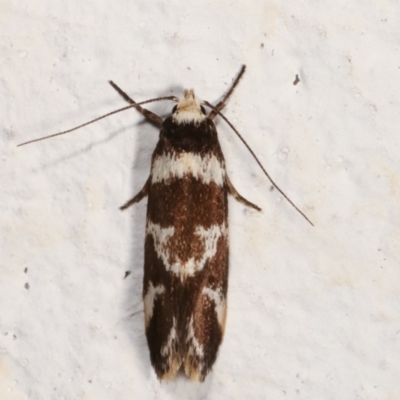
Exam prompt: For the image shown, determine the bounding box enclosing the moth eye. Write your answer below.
[172,105,177,113]
[200,106,206,115]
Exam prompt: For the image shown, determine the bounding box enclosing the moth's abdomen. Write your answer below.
[143,147,229,381]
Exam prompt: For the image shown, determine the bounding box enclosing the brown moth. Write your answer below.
[118,68,262,381]
[18,65,312,382]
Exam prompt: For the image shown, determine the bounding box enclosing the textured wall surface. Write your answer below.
[1,1,400,399]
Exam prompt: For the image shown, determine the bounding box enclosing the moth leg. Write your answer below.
[226,175,261,211]
[109,81,163,126]
[120,177,151,210]
[208,65,246,120]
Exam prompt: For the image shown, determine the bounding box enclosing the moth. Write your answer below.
[18,65,313,381]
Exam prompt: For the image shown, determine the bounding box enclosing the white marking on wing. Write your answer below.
[161,318,177,357]
[146,222,178,273]
[151,153,225,186]
[183,316,205,381]
[186,316,204,358]
[143,282,165,328]
[194,224,227,270]
[202,287,227,327]
[147,222,227,278]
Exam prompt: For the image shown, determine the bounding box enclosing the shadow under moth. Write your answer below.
[18,65,313,381]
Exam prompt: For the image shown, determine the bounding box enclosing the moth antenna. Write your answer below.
[109,81,177,125]
[132,95,178,105]
[203,100,314,227]
[109,81,178,106]
[208,64,246,120]
[17,104,134,147]
[222,65,246,103]
[17,96,178,147]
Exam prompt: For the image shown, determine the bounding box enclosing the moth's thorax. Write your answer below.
[172,89,206,125]
[158,116,221,159]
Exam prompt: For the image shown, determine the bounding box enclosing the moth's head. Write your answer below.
[172,89,207,125]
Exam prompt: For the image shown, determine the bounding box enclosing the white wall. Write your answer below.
[1,1,399,398]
